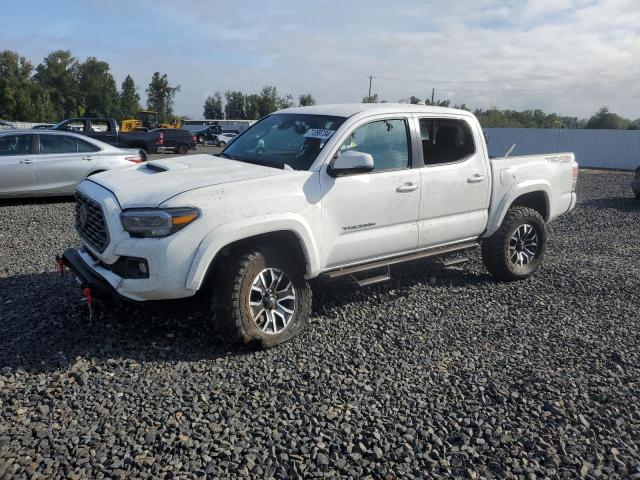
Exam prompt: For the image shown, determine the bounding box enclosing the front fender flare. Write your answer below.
[185,213,321,291]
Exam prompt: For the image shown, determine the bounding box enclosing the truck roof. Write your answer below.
[280,103,472,118]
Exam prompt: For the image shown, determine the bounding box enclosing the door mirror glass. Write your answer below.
[329,150,374,176]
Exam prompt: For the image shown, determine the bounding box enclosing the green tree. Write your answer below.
[258,86,279,117]
[32,88,56,122]
[362,94,378,103]
[0,50,36,121]
[299,94,316,106]
[34,50,80,119]
[224,90,245,119]
[585,106,629,129]
[244,93,262,120]
[425,98,450,107]
[203,92,224,119]
[119,75,140,120]
[277,94,294,110]
[77,57,119,117]
[146,72,180,122]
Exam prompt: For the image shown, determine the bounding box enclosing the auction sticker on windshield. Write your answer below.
[303,129,335,140]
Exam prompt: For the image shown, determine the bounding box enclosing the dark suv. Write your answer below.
[155,129,197,154]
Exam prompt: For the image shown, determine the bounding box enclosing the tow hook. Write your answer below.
[55,255,65,276]
[55,255,93,322]
[82,287,94,322]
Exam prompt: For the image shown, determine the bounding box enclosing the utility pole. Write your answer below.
[367,75,375,100]
[431,88,435,104]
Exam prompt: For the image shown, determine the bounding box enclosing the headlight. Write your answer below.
[120,208,199,238]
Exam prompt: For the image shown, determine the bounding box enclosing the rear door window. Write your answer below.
[419,118,475,165]
[0,134,33,156]
[39,135,79,154]
[77,138,101,153]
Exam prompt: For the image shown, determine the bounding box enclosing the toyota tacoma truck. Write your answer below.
[60,104,578,347]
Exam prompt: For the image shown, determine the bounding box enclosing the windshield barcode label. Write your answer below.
[303,129,335,139]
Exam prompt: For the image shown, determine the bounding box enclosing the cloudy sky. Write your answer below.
[2,0,639,119]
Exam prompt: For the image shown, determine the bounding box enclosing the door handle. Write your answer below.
[467,174,485,183]
[19,159,33,165]
[396,182,419,193]
[82,156,93,161]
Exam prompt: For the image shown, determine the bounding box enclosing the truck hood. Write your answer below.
[89,154,287,207]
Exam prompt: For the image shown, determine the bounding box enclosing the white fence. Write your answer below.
[485,128,640,170]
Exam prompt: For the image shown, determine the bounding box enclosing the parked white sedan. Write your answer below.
[214,132,237,147]
[0,130,144,198]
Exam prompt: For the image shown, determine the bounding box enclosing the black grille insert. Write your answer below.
[75,192,110,253]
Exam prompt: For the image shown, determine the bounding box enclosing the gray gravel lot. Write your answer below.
[0,170,639,479]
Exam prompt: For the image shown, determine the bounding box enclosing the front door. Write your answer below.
[0,134,37,196]
[321,117,421,268]
[416,117,490,247]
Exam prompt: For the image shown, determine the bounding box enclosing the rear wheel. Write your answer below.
[177,143,189,154]
[210,246,312,348]
[481,206,546,281]
[219,141,227,148]
[198,135,206,144]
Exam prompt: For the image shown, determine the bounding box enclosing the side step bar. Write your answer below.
[324,241,479,279]
[352,266,392,287]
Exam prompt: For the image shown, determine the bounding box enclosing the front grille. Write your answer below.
[75,192,110,253]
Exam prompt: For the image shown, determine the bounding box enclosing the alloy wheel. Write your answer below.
[508,224,538,266]
[248,268,296,334]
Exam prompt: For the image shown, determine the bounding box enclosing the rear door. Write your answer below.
[0,133,37,196]
[88,119,118,145]
[416,116,490,247]
[34,134,97,194]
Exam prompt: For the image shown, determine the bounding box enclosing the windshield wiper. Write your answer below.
[231,157,285,170]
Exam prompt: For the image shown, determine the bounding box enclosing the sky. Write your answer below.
[1,0,640,120]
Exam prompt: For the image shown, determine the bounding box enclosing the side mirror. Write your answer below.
[328,150,374,177]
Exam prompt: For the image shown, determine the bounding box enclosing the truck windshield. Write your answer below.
[221,113,346,171]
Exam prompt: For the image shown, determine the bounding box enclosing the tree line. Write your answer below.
[383,95,640,130]
[203,88,315,120]
[0,49,181,123]
[2,48,638,129]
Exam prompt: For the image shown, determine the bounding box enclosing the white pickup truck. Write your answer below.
[60,104,578,347]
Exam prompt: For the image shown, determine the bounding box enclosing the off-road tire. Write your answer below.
[211,245,312,348]
[481,206,546,281]
[177,143,189,154]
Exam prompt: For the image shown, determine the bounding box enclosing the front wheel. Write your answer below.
[219,141,227,148]
[481,206,546,281]
[210,246,312,348]
[198,135,206,144]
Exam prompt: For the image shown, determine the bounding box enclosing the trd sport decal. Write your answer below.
[342,222,376,231]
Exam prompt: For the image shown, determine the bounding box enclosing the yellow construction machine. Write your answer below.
[120,111,182,132]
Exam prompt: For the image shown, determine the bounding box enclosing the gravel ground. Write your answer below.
[0,171,638,479]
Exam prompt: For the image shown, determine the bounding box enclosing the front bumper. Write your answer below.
[60,248,135,303]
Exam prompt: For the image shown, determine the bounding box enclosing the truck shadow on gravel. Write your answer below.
[0,196,75,207]
[580,196,639,212]
[0,261,492,374]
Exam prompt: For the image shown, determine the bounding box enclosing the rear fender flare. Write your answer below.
[483,181,551,238]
